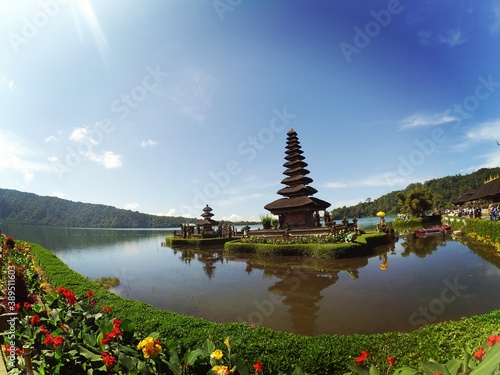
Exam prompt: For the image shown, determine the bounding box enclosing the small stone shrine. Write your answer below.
[196,204,219,235]
[264,128,331,229]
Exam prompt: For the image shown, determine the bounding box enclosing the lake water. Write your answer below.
[3,219,500,336]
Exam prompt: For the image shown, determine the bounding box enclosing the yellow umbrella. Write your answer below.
[376,211,386,217]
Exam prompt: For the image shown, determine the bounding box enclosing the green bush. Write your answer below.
[225,233,388,259]
[23,241,500,375]
[465,218,500,249]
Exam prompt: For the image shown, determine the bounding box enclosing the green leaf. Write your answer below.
[369,364,380,375]
[77,345,102,362]
[291,367,309,375]
[421,361,450,375]
[231,354,249,375]
[392,367,419,375]
[348,364,370,375]
[445,358,462,375]
[185,348,206,366]
[83,333,96,347]
[471,343,500,375]
[118,353,137,371]
[120,319,136,333]
[202,338,215,355]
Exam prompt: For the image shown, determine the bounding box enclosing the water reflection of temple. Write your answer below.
[172,247,224,279]
[242,256,369,335]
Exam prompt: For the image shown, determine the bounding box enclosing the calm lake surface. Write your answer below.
[3,219,500,336]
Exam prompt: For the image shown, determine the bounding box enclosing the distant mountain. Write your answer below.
[0,188,198,228]
[330,167,500,220]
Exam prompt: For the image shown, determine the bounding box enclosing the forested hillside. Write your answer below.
[0,188,197,228]
[331,167,500,220]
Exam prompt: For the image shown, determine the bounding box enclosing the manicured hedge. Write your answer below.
[465,218,500,249]
[224,232,389,259]
[28,241,500,375]
[165,236,234,247]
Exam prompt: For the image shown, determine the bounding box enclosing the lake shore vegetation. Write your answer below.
[2,235,500,374]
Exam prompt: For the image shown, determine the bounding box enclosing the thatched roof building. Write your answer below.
[466,175,500,203]
[264,128,330,229]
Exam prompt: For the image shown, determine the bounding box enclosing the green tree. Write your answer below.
[396,186,435,217]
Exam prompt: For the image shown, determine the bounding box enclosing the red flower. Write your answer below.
[44,334,64,348]
[356,350,369,365]
[433,373,443,375]
[87,289,94,297]
[52,336,64,347]
[44,334,54,346]
[23,302,32,310]
[89,298,96,307]
[387,356,395,366]
[3,345,22,356]
[253,359,263,373]
[101,351,116,369]
[62,289,77,305]
[487,335,500,346]
[102,306,112,313]
[101,320,123,345]
[39,326,49,335]
[30,314,41,325]
[55,286,66,294]
[474,348,486,361]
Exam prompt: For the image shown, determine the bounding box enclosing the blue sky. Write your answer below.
[2,0,500,222]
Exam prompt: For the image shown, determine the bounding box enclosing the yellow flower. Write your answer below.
[137,336,162,358]
[211,349,224,360]
[224,337,230,348]
[212,365,236,375]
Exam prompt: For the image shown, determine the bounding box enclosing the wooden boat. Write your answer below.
[414,225,452,236]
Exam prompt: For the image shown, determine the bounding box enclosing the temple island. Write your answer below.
[166,128,388,256]
[247,128,358,238]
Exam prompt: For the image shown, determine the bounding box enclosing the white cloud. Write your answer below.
[438,29,466,47]
[70,126,99,145]
[48,156,59,162]
[165,67,215,121]
[418,29,466,47]
[87,151,123,169]
[124,202,139,210]
[45,135,58,143]
[51,191,67,199]
[399,111,458,130]
[139,139,157,148]
[0,75,17,91]
[450,119,500,151]
[325,174,407,190]
[222,213,243,221]
[0,129,50,182]
[489,3,500,34]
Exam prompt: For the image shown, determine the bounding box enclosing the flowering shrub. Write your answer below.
[241,230,361,245]
[346,334,500,375]
[1,234,310,374]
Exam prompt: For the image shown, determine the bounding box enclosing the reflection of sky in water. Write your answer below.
[7,224,500,335]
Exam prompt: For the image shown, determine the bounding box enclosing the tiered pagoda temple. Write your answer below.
[196,204,219,234]
[264,128,331,229]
